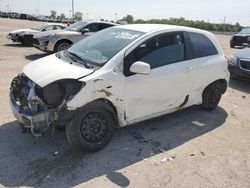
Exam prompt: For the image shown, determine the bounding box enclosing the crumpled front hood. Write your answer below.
[234,48,250,59]
[23,54,94,87]
[33,30,78,39]
[9,29,35,35]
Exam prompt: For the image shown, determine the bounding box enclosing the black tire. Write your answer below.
[230,42,235,48]
[54,40,72,52]
[202,83,223,111]
[66,101,116,152]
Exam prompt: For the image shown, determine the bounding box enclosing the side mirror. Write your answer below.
[81,28,90,34]
[130,61,151,75]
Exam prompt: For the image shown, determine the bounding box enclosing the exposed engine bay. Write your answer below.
[9,73,83,136]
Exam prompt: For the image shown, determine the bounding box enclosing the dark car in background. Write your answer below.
[229,47,250,78]
[230,28,250,48]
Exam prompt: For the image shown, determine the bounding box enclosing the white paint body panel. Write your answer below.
[23,54,94,87]
[22,24,229,127]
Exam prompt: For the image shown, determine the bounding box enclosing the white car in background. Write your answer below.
[33,21,118,53]
[7,23,66,46]
[10,24,229,152]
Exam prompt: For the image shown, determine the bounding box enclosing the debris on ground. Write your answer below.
[200,151,205,156]
[149,127,158,131]
[161,158,167,162]
[242,95,246,99]
[161,155,176,163]
[136,148,142,156]
[132,132,170,153]
[190,153,195,157]
[231,111,236,117]
[53,150,59,156]
[132,132,145,143]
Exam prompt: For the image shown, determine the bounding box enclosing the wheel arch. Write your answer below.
[76,98,118,125]
[202,79,228,96]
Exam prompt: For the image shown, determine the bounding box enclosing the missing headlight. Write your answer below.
[42,79,84,107]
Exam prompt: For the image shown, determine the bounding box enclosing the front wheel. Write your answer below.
[202,83,223,111]
[66,104,116,152]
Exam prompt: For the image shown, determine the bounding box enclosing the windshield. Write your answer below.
[67,27,145,66]
[239,28,250,34]
[33,24,47,31]
[65,21,87,32]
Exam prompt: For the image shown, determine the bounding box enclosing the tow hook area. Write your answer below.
[9,73,72,136]
[10,92,61,136]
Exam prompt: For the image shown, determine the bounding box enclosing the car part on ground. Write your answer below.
[9,24,230,151]
[33,21,118,53]
[7,23,66,46]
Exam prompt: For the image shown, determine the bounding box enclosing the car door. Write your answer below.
[124,32,196,122]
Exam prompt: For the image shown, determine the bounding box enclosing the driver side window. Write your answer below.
[124,32,185,76]
[86,23,101,32]
[43,26,54,31]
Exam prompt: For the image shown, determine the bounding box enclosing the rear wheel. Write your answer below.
[54,40,72,52]
[66,102,116,152]
[202,82,224,111]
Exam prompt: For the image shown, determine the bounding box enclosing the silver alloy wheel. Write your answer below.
[57,43,71,51]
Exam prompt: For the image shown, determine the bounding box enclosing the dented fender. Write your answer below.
[66,69,128,126]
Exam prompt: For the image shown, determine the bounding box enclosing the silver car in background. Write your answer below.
[7,23,66,46]
[33,21,118,53]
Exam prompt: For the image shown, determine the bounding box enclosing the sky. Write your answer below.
[0,0,249,26]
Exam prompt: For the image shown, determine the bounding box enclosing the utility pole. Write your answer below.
[223,16,226,32]
[69,10,72,21]
[6,5,10,18]
[37,0,40,15]
[72,0,74,22]
[115,13,118,22]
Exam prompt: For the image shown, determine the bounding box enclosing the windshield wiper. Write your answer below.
[65,50,94,68]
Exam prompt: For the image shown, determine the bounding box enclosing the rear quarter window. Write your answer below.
[188,32,218,58]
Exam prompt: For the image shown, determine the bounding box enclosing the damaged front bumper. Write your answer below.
[9,74,83,135]
[9,93,55,135]
[7,33,21,42]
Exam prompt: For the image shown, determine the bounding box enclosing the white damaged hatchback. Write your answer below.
[10,24,230,151]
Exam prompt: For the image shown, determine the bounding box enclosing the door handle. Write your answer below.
[183,67,194,73]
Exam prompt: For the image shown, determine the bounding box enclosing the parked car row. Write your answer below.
[7,21,118,52]
[7,23,66,46]
[8,23,231,152]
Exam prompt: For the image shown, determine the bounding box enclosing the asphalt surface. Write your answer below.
[0,18,249,188]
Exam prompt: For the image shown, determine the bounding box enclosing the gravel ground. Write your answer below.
[0,18,249,188]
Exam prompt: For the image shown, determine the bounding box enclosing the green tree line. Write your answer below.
[122,15,242,32]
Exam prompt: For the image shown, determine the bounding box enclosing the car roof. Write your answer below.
[115,24,206,34]
[44,23,66,26]
[79,20,118,26]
